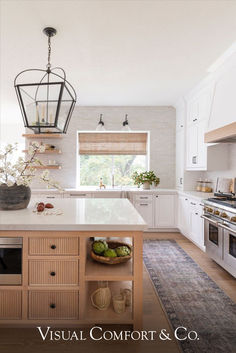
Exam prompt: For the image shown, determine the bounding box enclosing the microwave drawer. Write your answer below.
[28,260,79,286]
[28,290,79,319]
[29,237,79,256]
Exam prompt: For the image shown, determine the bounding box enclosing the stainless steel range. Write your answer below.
[202,195,236,278]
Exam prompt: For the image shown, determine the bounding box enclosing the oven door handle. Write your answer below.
[0,245,22,249]
[218,223,236,234]
[201,215,220,225]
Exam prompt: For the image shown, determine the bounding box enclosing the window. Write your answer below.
[78,132,148,187]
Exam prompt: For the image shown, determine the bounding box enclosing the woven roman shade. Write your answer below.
[79,132,147,155]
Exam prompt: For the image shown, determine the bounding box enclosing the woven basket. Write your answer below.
[91,241,132,265]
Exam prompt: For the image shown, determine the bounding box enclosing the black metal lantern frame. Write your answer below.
[14,27,77,134]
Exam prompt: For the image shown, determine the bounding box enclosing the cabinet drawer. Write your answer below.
[29,260,79,286]
[135,194,153,202]
[29,237,79,256]
[0,290,21,319]
[29,291,78,319]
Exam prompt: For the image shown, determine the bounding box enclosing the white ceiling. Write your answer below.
[1,0,236,107]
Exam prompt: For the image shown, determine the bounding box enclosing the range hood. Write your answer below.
[204,60,236,143]
[204,122,236,143]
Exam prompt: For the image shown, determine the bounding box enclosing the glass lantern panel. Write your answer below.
[57,100,74,132]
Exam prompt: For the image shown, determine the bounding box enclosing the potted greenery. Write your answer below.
[0,142,62,210]
[132,171,160,190]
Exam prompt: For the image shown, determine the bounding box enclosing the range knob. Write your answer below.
[230,216,236,223]
[207,207,213,213]
[214,210,220,215]
[220,212,228,218]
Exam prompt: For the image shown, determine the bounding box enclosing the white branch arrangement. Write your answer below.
[0,142,63,190]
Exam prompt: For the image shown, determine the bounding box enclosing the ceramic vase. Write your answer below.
[0,184,31,210]
[142,181,151,190]
[91,281,111,311]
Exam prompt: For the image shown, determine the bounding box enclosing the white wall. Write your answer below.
[30,106,176,189]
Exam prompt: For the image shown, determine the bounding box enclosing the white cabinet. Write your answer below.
[32,192,63,199]
[186,120,207,170]
[92,192,122,198]
[176,129,184,189]
[189,201,204,248]
[176,108,185,131]
[134,200,153,229]
[65,192,92,198]
[178,194,205,250]
[178,195,190,235]
[155,195,176,228]
[187,87,212,125]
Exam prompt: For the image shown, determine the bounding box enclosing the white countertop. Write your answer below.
[32,187,178,194]
[0,198,146,231]
[178,190,213,201]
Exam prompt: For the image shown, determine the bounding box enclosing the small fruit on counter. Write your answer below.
[37,204,45,212]
[92,240,108,255]
[38,202,45,207]
[103,249,117,258]
[116,246,131,257]
[45,203,54,209]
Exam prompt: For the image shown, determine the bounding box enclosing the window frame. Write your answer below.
[76,131,150,188]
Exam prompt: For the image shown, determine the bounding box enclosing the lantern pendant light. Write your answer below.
[14,27,77,134]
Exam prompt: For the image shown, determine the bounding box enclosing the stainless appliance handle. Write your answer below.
[0,244,22,249]
[218,223,236,235]
[201,215,219,225]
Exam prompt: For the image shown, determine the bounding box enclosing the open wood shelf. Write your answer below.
[22,134,62,139]
[23,149,62,154]
[83,281,133,324]
[85,256,133,281]
[31,165,61,170]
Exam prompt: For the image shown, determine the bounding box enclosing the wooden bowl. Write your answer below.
[91,241,132,265]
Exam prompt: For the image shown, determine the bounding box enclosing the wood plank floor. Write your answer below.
[0,232,235,353]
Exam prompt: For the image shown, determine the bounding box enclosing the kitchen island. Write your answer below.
[0,198,146,329]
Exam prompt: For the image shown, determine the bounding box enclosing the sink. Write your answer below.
[96,187,122,191]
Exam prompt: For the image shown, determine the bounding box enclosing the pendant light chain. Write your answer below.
[47,35,52,71]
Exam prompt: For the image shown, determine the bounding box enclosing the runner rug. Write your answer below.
[143,239,236,353]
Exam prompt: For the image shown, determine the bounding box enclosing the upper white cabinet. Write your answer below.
[155,194,176,228]
[176,129,184,189]
[185,84,229,171]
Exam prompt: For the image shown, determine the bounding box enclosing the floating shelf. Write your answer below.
[22,134,62,139]
[23,149,62,154]
[31,165,61,170]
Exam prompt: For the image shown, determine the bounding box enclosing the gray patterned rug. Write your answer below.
[143,239,236,353]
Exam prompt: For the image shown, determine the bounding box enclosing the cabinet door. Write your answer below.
[188,99,199,125]
[186,124,198,169]
[189,203,204,248]
[65,192,92,198]
[155,195,176,228]
[176,130,184,188]
[178,196,190,234]
[92,192,121,198]
[176,108,185,131]
[134,202,153,228]
[196,120,207,169]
